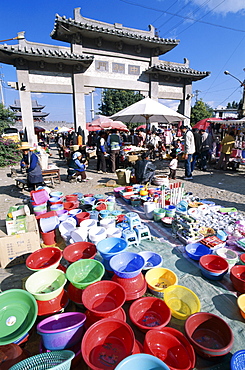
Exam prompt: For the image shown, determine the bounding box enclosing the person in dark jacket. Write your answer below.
[19,142,43,191]
[68,151,88,182]
[134,152,156,184]
[96,131,107,174]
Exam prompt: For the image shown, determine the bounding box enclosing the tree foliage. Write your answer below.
[190,99,214,126]
[0,138,21,167]
[98,89,144,128]
[227,101,239,109]
[0,103,15,135]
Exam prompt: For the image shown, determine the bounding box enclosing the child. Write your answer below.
[169,153,178,180]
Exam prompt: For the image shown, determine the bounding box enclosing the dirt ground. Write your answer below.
[0,143,244,216]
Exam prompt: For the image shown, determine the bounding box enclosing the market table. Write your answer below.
[41,168,61,184]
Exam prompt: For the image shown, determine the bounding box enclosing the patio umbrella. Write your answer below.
[136,124,146,130]
[86,116,128,131]
[193,118,222,130]
[110,97,186,131]
[57,126,72,133]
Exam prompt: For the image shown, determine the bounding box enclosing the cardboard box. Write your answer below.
[0,215,40,268]
[6,205,31,235]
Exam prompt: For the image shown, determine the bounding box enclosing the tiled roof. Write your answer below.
[146,63,210,80]
[0,42,93,64]
[51,14,179,49]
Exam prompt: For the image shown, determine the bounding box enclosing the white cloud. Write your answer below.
[191,0,245,14]
[160,99,180,110]
[32,93,44,98]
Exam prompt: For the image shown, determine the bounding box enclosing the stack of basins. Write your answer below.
[96,237,128,274]
[109,252,147,301]
[25,267,67,317]
[65,259,105,307]
[199,254,229,280]
[145,267,178,298]
[39,214,60,246]
[31,189,49,216]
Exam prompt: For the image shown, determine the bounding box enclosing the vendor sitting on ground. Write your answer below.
[68,151,88,182]
[134,152,156,184]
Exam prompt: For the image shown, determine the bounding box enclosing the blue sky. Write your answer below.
[0,0,244,123]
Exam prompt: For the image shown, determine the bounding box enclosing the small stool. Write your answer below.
[125,212,141,230]
[122,229,138,247]
[135,225,151,244]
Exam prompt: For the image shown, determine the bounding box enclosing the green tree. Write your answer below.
[98,89,144,128]
[190,99,213,126]
[0,103,15,134]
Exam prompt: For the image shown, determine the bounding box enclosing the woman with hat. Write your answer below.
[68,151,88,182]
[19,142,44,190]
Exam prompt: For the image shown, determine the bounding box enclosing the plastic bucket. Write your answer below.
[106,201,115,211]
[165,205,176,217]
[106,227,122,238]
[100,217,116,229]
[83,197,95,206]
[40,216,59,233]
[88,226,107,245]
[95,202,107,211]
[96,237,128,260]
[41,230,56,245]
[71,228,88,243]
[58,210,69,221]
[99,210,111,219]
[50,204,64,212]
[50,191,64,198]
[76,212,90,226]
[79,219,97,231]
[89,211,99,220]
[144,202,157,220]
[153,208,166,222]
[66,194,78,202]
[59,218,77,239]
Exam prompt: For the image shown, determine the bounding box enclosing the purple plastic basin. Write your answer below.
[36,312,86,350]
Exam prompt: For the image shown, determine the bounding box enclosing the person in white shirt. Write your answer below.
[169,153,178,180]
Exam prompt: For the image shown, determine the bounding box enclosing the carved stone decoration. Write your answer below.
[175,77,181,82]
[153,47,160,56]
[38,60,46,69]
[73,33,82,44]
[164,75,170,81]
[17,57,26,66]
[57,62,64,71]
[115,41,123,51]
[74,64,83,72]
[96,37,103,47]
[134,44,141,54]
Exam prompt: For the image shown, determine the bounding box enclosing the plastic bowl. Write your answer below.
[138,251,163,270]
[144,330,191,370]
[37,312,86,350]
[112,273,147,301]
[8,350,75,370]
[63,242,97,263]
[185,312,234,358]
[129,297,171,332]
[185,243,211,261]
[231,350,245,370]
[114,354,170,370]
[82,280,126,317]
[164,285,201,320]
[66,259,105,289]
[199,254,229,273]
[230,265,245,293]
[215,247,238,266]
[26,247,62,271]
[96,237,128,260]
[199,263,228,280]
[81,318,135,370]
[25,269,67,301]
[0,289,37,345]
[239,253,245,265]
[109,252,145,279]
[145,267,178,293]
[237,294,245,319]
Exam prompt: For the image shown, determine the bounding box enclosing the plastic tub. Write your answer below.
[230,265,245,293]
[0,289,37,345]
[63,242,96,263]
[96,237,128,260]
[237,294,245,319]
[81,318,135,370]
[75,212,90,225]
[185,243,211,261]
[66,194,78,202]
[66,259,105,289]
[114,354,170,370]
[25,269,67,301]
[109,252,145,279]
[36,289,69,317]
[88,226,107,245]
[70,228,88,243]
[37,312,86,350]
[231,350,245,370]
[153,208,166,222]
[145,267,178,295]
[129,297,171,332]
[41,230,56,246]
[100,217,116,229]
[50,191,64,198]
[185,312,234,358]
[138,251,163,271]
[164,285,201,320]
[40,216,59,233]
[82,280,126,317]
[59,218,77,238]
[199,254,229,273]
[106,227,122,238]
[26,247,62,271]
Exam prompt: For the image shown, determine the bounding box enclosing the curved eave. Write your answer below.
[146,65,210,81]
[51,16,179,56]
[10,105,46,110]
[14,112,49,118]
[0,44,94,67]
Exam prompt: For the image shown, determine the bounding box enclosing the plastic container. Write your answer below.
[199,254,229,273]
[63,242,97,263]
[88,226,107,245]
[153,208,166,222]
[143,202,157,220]
[41,230,56,246]
[66,194,78,202]
[138,251,163,271]
[66,259,105,289]
[185,243,212,261]
[237,294,245,319]
[36,289,69,317]
[25,269,67,302]
[96,237,128,260]
[8,351,75,370]
[0,289,37,345]
[164,285,201,320]
[114,354,170,370]
[144,330,192,370]
[185,312,234,358]
[145,267,178,296]
[231,350,245,370]
[112,273,147,301]
[50,191,63,198]
[165,205,176,218]
[59,218,77,239]
[40,216,59,233]
[37,312,86,350]
[70,228,88,243]
[75,212,90,225]
[26,247,62,271]
[31,189,49,205]
[82,280,126,317]
[109,252,145,279]
[215,247,238,266]
[129,297,171,332]
[100,217,116,229]
[106,227,122,238]
[230,265,245,293]
[81,318,135,370]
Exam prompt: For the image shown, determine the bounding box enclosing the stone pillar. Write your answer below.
[16,66,36,146]
[178,82,192,126]
[71,70,86,133]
